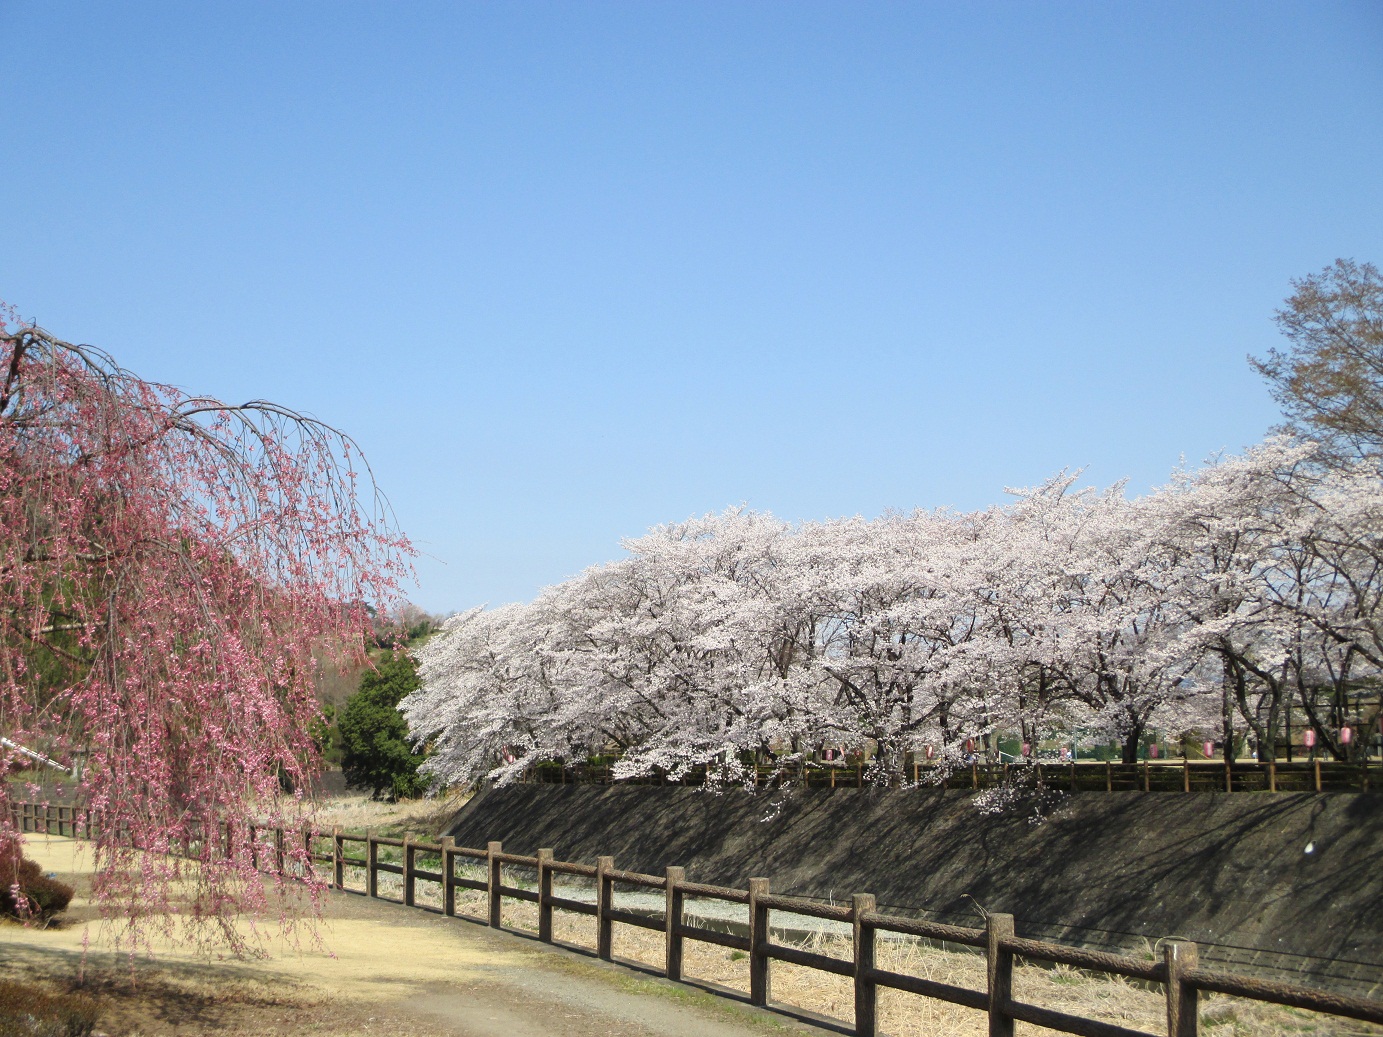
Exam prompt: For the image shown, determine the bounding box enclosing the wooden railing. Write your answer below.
[525,757,1383,793]
[10,801,1383,1037]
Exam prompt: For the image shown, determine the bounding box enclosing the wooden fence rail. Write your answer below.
[526,758,1383,793]
[9,800,1383,1037]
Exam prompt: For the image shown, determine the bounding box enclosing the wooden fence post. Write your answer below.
[1183,758,1190,792]
[274,827,286,875]
[488,841,504,928]
[1143,762,1151,792]
[249,823,259,871]
[596,855,615,960]
[853,893,877,1037]
[1268,759,1277,793]
[333,826,344,889]
[367,828,379,898]
[1224,755,1232,793]
[665,865,686,981]
[1164,940,1200,1037]
[440,837,456,916]
[537,848,554,943]
[403,836,416,908]
[1105,762,1112,793]
[1314,759,1322,792]
[748,877,771,1007]
[986,912,1015,1037]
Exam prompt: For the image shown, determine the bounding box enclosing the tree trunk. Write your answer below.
[1222,668,1235,763]
[1228,660,1268,762]
[1121,720,1144,765]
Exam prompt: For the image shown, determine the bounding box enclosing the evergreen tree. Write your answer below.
[339,651,429,800]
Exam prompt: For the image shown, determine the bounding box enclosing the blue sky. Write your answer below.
[3,1,1380,613]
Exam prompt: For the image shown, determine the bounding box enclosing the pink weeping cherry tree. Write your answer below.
[0,312,414,948]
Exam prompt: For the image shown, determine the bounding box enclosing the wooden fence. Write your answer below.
[10,800,1383,1037]
[527,757,1383,794]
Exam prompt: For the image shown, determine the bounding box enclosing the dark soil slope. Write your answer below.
[445,786,1383,991]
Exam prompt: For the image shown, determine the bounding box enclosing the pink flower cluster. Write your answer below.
[0,322,414,950]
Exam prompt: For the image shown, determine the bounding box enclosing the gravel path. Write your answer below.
[311,889,836,1037]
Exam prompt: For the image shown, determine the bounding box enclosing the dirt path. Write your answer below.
[3,835,833,1037]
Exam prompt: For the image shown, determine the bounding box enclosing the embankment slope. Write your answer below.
[445,786,1382,990]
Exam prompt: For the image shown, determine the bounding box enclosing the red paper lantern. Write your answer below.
[1340,726,1353,745]
[1021,742,1031,757]
[965,738,976,753]
[1203,740,1214,758]
[1303,729,1316,749]
[1149,744,1159,759]
[924,745,934,760]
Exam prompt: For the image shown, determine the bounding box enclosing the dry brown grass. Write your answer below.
[357,866,1381,1037]
[310,792,469,838]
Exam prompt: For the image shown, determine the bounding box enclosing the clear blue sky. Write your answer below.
[3,2,1380,613]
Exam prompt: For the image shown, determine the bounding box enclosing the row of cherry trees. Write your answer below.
[407,438,1383,788]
